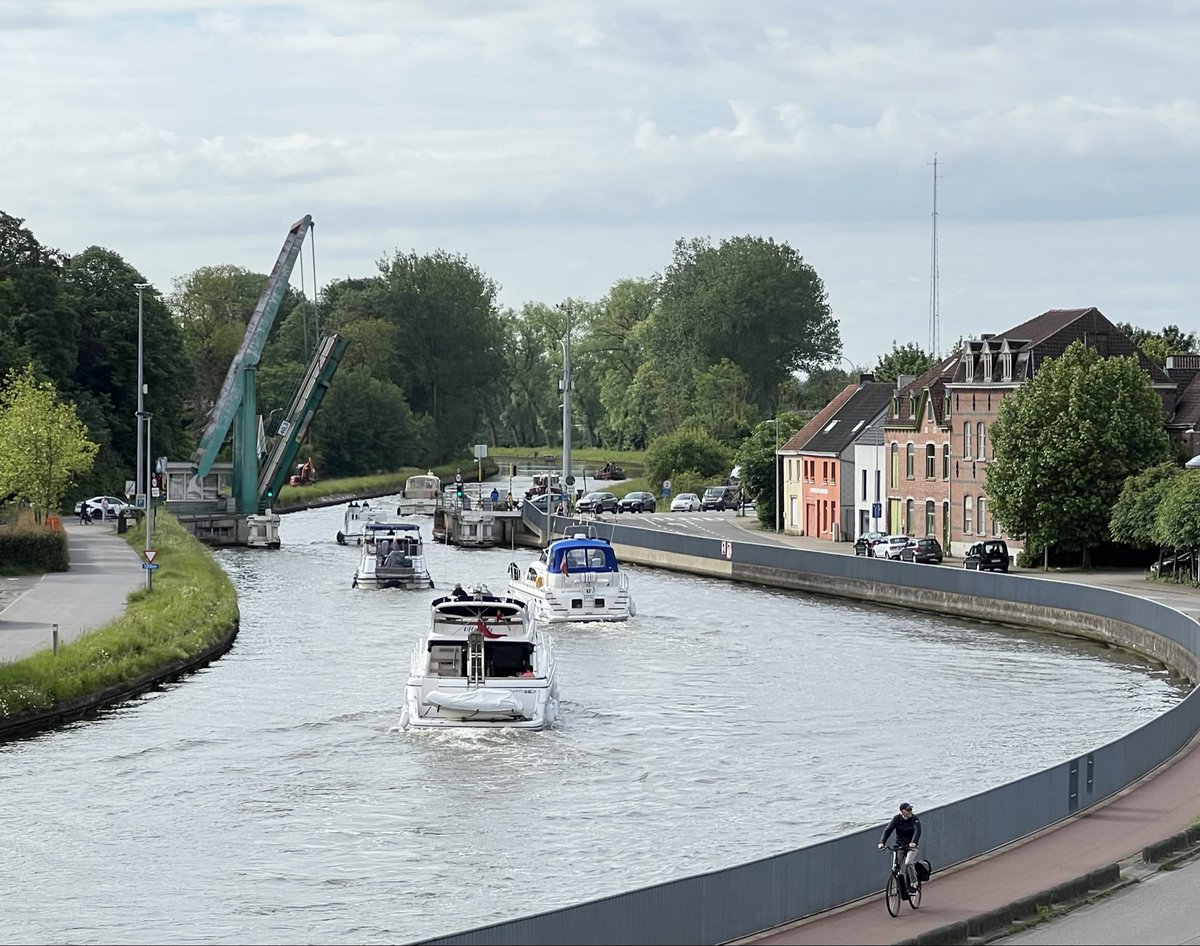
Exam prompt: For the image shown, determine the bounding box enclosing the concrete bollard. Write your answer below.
[52,623,58,655]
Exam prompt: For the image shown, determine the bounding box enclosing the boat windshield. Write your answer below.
[549,540,617,573]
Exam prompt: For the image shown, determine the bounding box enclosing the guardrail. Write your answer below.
[417,514,1200,945]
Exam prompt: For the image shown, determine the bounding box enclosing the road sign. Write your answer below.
[871,502,882,518]
[565,475,575,486]
[125,480,136,497]
[144,549,158,564]
[474,443,488,459]
[141,562,160,570]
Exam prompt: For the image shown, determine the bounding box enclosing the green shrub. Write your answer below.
[0,527,68,574]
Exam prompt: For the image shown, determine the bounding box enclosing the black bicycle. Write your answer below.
[884,844,922,915]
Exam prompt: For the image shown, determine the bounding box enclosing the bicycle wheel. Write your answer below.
[908,879,922,910]
[885,873,901,916]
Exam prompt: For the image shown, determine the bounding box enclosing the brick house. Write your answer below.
[883,307,1178,557]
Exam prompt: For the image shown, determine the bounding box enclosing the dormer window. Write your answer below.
[1001,353,1012,381]
[963,351,975,380]
[982,352,992,380]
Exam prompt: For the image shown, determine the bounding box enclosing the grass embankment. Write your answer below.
[0,512,238,719]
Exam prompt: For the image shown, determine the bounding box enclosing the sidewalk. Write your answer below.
[727,518,1200,944]
[0,518,145,663]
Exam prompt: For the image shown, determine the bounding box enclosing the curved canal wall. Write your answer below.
[417,514,1200,946]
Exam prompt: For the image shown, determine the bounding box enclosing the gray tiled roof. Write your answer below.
[801,383,896,454]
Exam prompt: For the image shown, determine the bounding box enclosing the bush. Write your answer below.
[645,428,731,490]
[0,527,68,574]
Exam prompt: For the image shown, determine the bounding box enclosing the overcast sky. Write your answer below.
[3,0,1199,368]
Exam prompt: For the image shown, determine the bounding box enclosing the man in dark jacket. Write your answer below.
[878,802,922,889]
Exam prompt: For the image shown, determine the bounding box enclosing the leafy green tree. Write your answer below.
[872,341,935,383]
[0,365,98,520]
[312,366,430,476]
[493,304,559,447]
[1114,322,1198,367]
[590,278,656,449]
[987,341,1171,566]
[684,359,757,446]
[734,413,801,529]
[644,427,732,490]
[1109,461,1182,550]
[649,235,840,415]
[1153,472,1200,581]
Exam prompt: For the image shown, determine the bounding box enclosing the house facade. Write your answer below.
[781,307,1200,550]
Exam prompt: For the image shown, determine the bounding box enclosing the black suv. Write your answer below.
[964,539,1010,572]
[618,491,657,513]
[701,486,738,511]
[576,491,619,514]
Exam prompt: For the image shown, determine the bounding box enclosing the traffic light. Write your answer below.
[456,484,464,499]
[509,463,517,478]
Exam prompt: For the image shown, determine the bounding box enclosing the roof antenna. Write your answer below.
[928,153,941,358]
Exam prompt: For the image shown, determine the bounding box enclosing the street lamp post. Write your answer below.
[134,283,150,502]
[138,410,153,590]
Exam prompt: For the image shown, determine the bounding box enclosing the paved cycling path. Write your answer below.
[726,521,1200,945]
[0,519,144,662]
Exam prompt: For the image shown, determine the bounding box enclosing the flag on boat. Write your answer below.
[477,617,504,639]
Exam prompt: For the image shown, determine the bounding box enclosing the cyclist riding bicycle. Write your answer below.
[877,801,922,889]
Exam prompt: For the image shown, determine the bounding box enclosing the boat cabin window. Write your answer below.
[553,544,616,573]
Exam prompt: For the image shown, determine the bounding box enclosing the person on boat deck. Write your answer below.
[451,583,469,600]
[520,661,536,678]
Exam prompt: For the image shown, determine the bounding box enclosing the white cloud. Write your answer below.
[1,0,1199,370]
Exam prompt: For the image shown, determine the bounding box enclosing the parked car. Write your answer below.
[670,492,701,512]
[73,495,132,520]
[618,491,657,513]
[876,535,912,560]
[701,485,739,511]
[900,536,944,564]
[964,539,1011,572]
[576,491,619,514]
[854,531,888,556]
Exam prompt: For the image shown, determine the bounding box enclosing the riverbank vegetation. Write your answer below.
[0,512,237,719]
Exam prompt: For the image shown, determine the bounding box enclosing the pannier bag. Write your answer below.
[915,859,932,882]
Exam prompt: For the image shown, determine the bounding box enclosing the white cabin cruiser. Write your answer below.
[352,521,434,589]
[335,500,383,545]
[506,533,635,623]
[400,586,559,730]
[396,471,442,517]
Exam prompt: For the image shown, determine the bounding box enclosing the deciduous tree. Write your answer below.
[0,365,98,520]
[987,341,1170,566]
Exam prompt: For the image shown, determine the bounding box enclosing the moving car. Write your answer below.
[964,539,1011,572]
[618,491,657,514]
[900,537,944,564]
[701,485,739,511]
[876,535,912,560]
[526,493,570,514]
[576,491,619,515]
[670,492,701,512]
[854,531,888,556]
[74,495,132,520]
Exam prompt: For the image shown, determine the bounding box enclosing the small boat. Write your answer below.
[336,500,382,545]
[506,532,635,623]
[396,471,442,517]
[352,521,435,589]
[399,585,559,730]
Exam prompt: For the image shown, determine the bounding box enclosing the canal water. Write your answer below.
[0,498,1186,944]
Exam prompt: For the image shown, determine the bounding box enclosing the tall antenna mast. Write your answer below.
[928,153,940,358]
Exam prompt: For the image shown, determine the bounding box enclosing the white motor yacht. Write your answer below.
[400,586,559,730]
[352,521,435,589]
[395,471,442,517]
[335,500,383,545]
[506,532,635,623]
